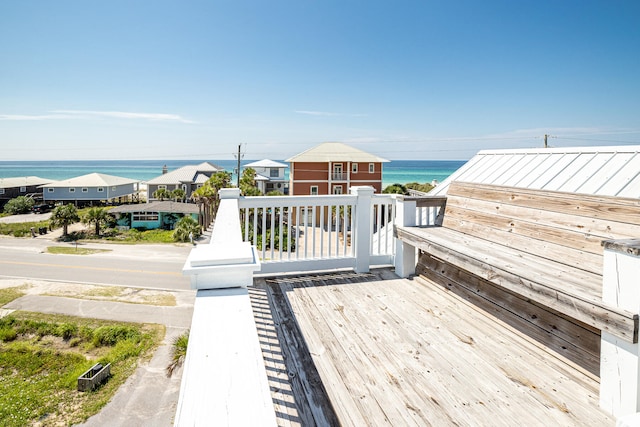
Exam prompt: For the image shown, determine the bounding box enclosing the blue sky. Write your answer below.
[1,1,639,161]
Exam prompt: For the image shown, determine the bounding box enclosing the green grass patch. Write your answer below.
[0,286,27,307]
[43,286,177,307]
[46,246,111,255]
[0,221,50,238]
[0,311,164,426]
[103,228,176,244]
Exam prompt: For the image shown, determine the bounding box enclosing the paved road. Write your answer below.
[0,232,199,426]
[0,237,193,290]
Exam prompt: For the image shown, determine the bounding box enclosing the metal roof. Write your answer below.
[146,162,223,185]
[244,159,288,168]
[109,201,199,214]
[431,145,640,198]
[285,142,389,163]
[40,173,138,188]
[0,176,54,189]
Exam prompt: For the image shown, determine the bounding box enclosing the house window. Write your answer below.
[111,186,117,191]
[69,188,76,193]
[369,163,375,173]
[20,186,26,193]
[333,185,343,195]
[47,188,54,193]
[310,186,318,195]
[133,212,159,221]
[352,163,358,173]
[158,185,167,189]
[270,168,279,178]
[97,187,104,192]
[82,188,89,193]
[0,189,4,195]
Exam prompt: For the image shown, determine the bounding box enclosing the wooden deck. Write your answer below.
[254,268,614,426]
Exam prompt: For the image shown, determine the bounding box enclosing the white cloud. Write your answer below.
[0,114,74,121]
[52,110,195,123]
[295,110,366,118]
[0,110,195,123]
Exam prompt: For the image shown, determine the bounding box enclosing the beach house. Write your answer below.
[40,173,139,205]
[0,176,53,209]
[242,159,289,194]
[175,145,640,426]
[286,142,389,195]
[146,162,223,201]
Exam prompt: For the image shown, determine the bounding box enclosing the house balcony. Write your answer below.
[331,172,349,181]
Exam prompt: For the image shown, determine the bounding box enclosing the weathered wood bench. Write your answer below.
[396,181,639,372]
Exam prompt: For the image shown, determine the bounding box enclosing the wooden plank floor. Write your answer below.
[257,269,614,427]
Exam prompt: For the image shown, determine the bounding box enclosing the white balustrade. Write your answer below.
[238,187,396,274]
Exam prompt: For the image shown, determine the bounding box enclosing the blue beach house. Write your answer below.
[40,173,140,205]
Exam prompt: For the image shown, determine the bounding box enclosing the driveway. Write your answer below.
[0,212,52,223]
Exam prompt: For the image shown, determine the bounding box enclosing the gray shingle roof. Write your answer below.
[146,162,223,185]
[109,201,199,214]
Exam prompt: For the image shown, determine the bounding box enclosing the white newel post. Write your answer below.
[600,239,640,420]
[351,186,374,274]
[394,195,417,278]
[182,188,261,290]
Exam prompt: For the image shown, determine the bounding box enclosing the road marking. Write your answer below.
[0,260,182,276]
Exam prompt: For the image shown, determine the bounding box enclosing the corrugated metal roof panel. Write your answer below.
[431,145,640,199]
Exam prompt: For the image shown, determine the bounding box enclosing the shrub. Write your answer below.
[166,330,189,377]
[0,327,17,342]
[92,325,141,347]
[3,196,35,215]
[57,323,78,340]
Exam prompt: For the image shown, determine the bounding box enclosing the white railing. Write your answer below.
[331,172,348,181]
[238,187,395,274]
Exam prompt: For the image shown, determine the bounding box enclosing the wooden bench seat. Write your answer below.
[397,181,639,347]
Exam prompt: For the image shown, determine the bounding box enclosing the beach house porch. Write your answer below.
[174,146,640,426]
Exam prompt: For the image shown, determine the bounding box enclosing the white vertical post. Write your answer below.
[351,186,374,273]
[600,239,640,419]
[394,195,417,278]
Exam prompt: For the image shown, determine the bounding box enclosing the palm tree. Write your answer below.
[153,188,170,201]
[173,216,201,243]
[170,188,186,202]
[190,171,232,228]
[239,168,262,196]
[50,204,80,237]
[83,207,111,236]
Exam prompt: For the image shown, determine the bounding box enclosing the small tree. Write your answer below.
[50,204,80,237]
[83,207,112,236]
[3,196,34,215]
[173,216,201,243]
[153,188,170,201]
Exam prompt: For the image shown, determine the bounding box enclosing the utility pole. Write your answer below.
[234,144,244,187]
[544,134,548,148]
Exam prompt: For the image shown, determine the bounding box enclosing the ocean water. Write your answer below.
[0,159,467,188]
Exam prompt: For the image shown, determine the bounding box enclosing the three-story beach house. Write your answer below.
[285,142,389,195]
[242,159,289,194]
